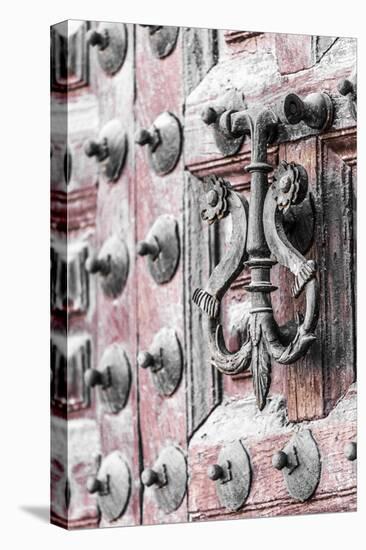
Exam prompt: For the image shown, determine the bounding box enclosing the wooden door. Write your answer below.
[51,22,356,528]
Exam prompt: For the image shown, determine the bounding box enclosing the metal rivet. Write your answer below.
[272,450,289,470]
[85,256,111,277]
[207,463,224,481]
[283,91,333,130]
[201,106,218,125]
[344,441,357,461]
[141,468,160,487]
[87,29,109,50]
[84,369,103,388]
[137,351,155,369]
[84,368,111,390]
[338,78,354,97]
[135,127,161,152]
[137,238,160,260]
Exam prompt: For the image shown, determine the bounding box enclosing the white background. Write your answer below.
[0,1,363,548]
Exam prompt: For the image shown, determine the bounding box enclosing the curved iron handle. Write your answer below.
[192,177,252,374]
[262,161,319,363]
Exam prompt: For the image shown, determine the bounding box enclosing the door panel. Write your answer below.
[51,21,357,529]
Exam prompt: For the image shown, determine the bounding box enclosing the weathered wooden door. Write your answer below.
[51,22,356,528]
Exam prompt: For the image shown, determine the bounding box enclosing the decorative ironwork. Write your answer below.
[193,92,333,410]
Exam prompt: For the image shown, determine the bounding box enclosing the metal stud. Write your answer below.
[137,215,180,284]
[344,441,357,462]
[84,344,131,414]
[86,234,129,298]
[282,92,333,131]
[272,430,321,502]
[338,70,357,120]
[87,22,128,75]
[141,446,187,514]
[87,451,131,521]
[84,119,128,182]
[137,328,183,396]
[207,440,251,511]
[140,25,179,58]
[135,112,182,176]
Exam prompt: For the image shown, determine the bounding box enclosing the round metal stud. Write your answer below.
[90,451,131,522]
[138,327,183,396]
[142,25,179,58]
[136,112,182,176]
[138,215,180,285]
[87,234,129,298]
[273,429,321,502]
[209,440,252,512]
[87,22,128,75]
[143,446,187,514]
[94,344,131,414]
[272,451,289,470]
[344,441,357,462]
[85,119,128,182]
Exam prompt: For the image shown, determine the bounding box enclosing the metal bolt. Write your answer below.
[84,369,104,388]
[85,256,111,276]
[86,29,109,50]
[201,106,218,125]
[86,477,103,494]
[207,463,224,481]
[137,351,155,369]
[272,450,288,470]
[344,441,357,461]
[283,93,305,125]
[141,468,159,487]
[338,78,354,97]
[137,239,160,259]
[135,128,152,146]
[207,189,219,207]
[84,139,109,161]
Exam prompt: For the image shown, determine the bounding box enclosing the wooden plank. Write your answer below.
[188,385,356,519]
[135,25,188,525]
[182,27,222,437]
